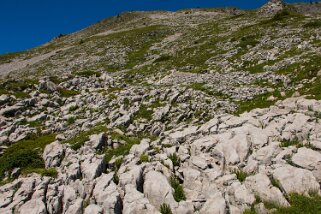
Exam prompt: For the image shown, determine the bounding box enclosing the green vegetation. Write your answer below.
[0,79,38,99]
[271,177,281,189]
[238,35,259,49]
[190,83,226,98]
[66,117,76,125]
[235,90,282,115]
[74,70,101,78]
[63,124,108,150]
[139,153,149,163]
[169,176,186,202]
[154,55,171,63]
[233,169,249,182]
[160,203,173,214]
[168,153,180,167]
[134,104,153,120]
[0,51,24,64]
[265,193,321,214]
[49,76,64,84]
[280,139,303,148]
[59,89,80,97]
[0,133,56,179]
[304,19,321,28]
[22,168,58,178]
[104,132,141,162]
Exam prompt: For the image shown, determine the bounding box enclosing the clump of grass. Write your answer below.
[169,176,186,202]
[271,177,282,189]
[190,83,226,98]
[59,89,79,97]
[13,91,30,99]
[75,70,101,78]
[134,105,153,121]
[264,193,321,214]
[66,117,76,125]
[272,9,292,21]
[238,35,258,49]
[235,90,282,115]
[168,153,180,167]
[49,76,63,84]
[280,138,303,148]
[160,203,173,214]
[104,132,141,162]
[22,168,58,178]
[63,124,108,150]
[0,133,56,179]
[69,105,78,112]
[304,20,321,28]
[154,55,171,63]
[139,153,149,163]
[233,169,249,182]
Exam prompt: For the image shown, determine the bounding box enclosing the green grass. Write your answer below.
[154,55,171,63]
[134,105,153,121]
[104,132,141,162]
[271,177,282,189]
[190,83,226,98]
[238,35,259,49]
[233,169,249,182]
[160,203,173,214]
[66,117,76,125]
[303,20,321,28]
[235,90,282,115]
[168,153,180,167]
[0,133,56,179]
[169,176,186,202]
[59,89,80,97]
[0,51,24,64]
[62,124,108,150]
[265,193,321,214]
[139,153,149,163]
[74,70,101,78]
[22,168,58,178]
[280,139,303,148]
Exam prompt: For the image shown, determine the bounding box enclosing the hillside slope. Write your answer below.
[0,1,321,214]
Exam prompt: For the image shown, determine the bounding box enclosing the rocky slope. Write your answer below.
[0,0,321,214]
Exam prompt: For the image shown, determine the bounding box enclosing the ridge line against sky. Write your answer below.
[0,0,315,54]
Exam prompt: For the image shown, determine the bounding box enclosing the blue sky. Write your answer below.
[0,0,313,54]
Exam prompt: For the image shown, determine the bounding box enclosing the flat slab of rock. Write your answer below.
[273,165,320,195]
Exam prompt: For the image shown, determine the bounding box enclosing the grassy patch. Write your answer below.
[233,169,249,182]
[74,70,101,78]
[168,153,180,167]
[59,89,80,97]
[0,51,24,64]
[63,124,108,150]
[139,153,149,163]
[134,104,153,121]
[22,168,58,178]
[264,193,321,214]
[235,90,282,115]
[66,117,76,125]
[280,139,303,148]
[160,203,173,214]
[303,19,321,28]
[0,133,56,179]
[271,177,282,189]
[169,176,186,202]
[154,55,171,63]
[190,83,226,98]
[104,132,141,162]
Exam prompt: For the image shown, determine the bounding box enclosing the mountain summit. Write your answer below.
[258,0,286,16]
